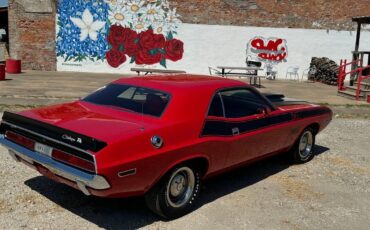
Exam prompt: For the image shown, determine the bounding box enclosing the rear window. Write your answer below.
[83,84,170,117]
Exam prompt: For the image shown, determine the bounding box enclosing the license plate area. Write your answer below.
[34,142,53,157]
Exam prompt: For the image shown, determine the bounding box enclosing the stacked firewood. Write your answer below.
[308,57,339,85]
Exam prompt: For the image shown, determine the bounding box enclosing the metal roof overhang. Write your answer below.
[352,16,370,24]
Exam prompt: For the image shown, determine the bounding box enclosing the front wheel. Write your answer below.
[145,166,202,219]
[289,127,316,164]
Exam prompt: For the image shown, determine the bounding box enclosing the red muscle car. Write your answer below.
[0,75,332,218]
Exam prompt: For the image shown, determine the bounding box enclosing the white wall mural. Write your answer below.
[56,0,183,71]
[56,1,370,78]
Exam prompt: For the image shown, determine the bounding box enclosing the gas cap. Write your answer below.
[151,135,163,149]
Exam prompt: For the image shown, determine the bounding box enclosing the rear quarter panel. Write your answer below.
[93,120,231,198]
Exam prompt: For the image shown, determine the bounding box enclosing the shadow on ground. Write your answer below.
[24,145,329,230]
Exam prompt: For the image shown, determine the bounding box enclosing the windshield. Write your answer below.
[83,84,171,117]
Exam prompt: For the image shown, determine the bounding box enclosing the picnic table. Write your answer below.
[217,66,264,88]
[131,67,186,76]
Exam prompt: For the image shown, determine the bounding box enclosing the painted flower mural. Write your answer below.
[56,0,184,69]
[56,0,110,62]
[70,9,106,42]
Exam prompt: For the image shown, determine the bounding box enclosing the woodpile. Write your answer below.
[308,57,339,85]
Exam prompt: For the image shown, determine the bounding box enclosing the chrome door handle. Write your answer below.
[232,127,240,136]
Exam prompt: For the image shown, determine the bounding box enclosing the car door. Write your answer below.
[203,87,293,168]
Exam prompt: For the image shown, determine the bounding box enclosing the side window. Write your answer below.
[220,88,268,118]
[208,93,224,117]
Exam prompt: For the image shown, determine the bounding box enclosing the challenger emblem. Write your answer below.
[62,134,82,144]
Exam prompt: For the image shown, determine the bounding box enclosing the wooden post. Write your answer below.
[351,22,362,86]
[355,22,361,52]
[338,59,343,91]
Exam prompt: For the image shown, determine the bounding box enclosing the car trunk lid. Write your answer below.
[0,101,145,152]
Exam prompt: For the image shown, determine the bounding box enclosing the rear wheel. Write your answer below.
[145,165,202,219]
[289,127,316,164]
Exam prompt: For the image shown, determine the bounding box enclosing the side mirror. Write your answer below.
[256,107,268,115]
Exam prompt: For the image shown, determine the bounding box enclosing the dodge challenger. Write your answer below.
[0,75,332,218]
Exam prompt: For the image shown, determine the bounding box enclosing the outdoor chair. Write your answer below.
[266,64,278,80]
[286,66,300,80]
[302,66,317,82]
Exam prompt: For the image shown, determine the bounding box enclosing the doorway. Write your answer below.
[0,7,8,63]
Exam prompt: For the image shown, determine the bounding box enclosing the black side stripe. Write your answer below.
[202,113,292,136]
[295,108,331,119]
[202,108,331,137]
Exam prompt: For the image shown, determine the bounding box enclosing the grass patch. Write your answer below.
[318,103,370,108]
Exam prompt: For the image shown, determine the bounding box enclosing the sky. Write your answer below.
[0,0,8,8]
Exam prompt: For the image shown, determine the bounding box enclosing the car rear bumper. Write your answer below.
[0,135,110,195]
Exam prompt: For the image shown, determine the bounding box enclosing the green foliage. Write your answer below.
[160,58,167,68]
[167,31,173,40]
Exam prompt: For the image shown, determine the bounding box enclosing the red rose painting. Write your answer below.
[106,25,184,68]
[124,30,139,57]
[107,25,126,48]
[136,50,163,65]
[165,39,184,62]
[139,29,165,51]
[106,49,126,68]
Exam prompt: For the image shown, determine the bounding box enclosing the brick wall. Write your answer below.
[171,0,370,30]
[8,0,56,71]
[8,0,370,71]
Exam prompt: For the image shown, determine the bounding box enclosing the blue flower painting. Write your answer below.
[56,0,110,62]
[56,0,183,69]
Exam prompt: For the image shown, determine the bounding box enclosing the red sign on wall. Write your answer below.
[248,37,288,62]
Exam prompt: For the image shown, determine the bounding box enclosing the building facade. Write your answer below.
[7,0,370,75]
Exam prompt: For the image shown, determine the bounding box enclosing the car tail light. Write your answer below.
[5,131,35,150]
[5,131,95,173]
[52,149,95,173]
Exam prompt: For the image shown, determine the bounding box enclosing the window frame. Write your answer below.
[206,86,275,119]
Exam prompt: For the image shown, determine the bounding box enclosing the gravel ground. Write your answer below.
[0,117,370,230]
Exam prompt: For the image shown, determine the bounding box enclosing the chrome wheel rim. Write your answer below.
[166,167,195,208]
[299,131,313,160]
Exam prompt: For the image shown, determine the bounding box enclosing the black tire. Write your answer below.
[145,165,202,219]
[289,127,316,164]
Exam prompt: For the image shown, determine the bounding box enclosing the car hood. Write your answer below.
[17,101,146,143]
